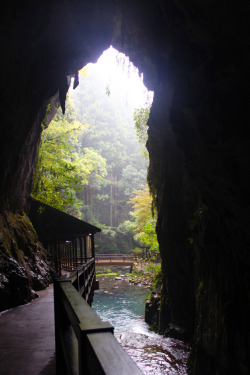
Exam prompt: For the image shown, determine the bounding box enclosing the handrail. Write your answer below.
[54,259,143,375]
[61,257,94,272]
[96,254,137,258]
[95,255,138,263]
[63,258,96,304]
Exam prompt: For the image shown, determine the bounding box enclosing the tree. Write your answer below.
[127,185,159,258]
[32,97,107,218]
[70,60,149,230]
[119,164,147,199]
[133,106,151,144]
[68,47,153,251]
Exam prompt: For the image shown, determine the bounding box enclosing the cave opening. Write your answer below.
[1,2,250,374]
[32,46,156,257]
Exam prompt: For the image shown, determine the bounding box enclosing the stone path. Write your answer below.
[0,285,55,375]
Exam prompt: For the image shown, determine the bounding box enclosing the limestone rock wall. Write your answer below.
[145,2,250,374]
[0,212,55,311]
[0,1,250,374]
[0,1,115,211]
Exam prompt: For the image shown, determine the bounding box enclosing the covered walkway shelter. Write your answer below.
[25,199,143,375]
[29,198,101,274]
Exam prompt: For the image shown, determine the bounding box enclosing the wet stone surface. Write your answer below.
[0,286,55,375]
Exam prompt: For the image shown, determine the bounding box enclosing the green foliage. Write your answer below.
[96,271,118,277]
[145,263,161,273]
[33,96,107,217]
[138,221,158,251]
[34,48,153,253]
[0,212,39,261]
[120,165,147,199]
[146,264,162,299]
[95,266,121,278]
[71,61,146,227]
[116,220,136,235]
[133,106,151,144]
[128,185,159,256]
[150,267,162,289]
[131,248,144,256]
[69,53,151,251]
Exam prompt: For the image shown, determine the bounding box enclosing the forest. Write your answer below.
[33,47,158,258]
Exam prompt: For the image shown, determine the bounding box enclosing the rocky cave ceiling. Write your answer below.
[1,1,250,374]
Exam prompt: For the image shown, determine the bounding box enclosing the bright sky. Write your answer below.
[82,46,153,109]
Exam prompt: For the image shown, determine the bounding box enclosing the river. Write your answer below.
[92,266,190,375]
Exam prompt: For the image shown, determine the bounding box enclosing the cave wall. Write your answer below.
[0,211,54,311]
[1,1,250,374]
[0,1,115,210]
[145,3,250,374]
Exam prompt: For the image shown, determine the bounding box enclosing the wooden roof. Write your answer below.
[28,198,101,242]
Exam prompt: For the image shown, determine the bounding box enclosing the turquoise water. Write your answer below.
[93,279,148,332]
[92,270,189,375]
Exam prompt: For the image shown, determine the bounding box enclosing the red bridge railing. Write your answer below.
[95,254,138,263]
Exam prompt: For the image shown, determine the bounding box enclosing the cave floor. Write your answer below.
[0,285,55,375]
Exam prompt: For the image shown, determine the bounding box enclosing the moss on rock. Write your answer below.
[0,211,55,311]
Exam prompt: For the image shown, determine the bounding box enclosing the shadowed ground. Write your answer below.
[0,285,55,375]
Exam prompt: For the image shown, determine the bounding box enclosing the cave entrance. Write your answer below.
[33,46,157,258]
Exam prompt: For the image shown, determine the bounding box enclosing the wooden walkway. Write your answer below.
[0,285,55,375]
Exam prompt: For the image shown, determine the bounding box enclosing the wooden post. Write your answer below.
[54,279,68,374]
[80,237,83,265]
[69,242,71,270]
[91,234,95,259]
[84,236,87,263]
[67,243,70,270]
[54,241,58,275]
[58,242,61,276]
[74,239,77,269]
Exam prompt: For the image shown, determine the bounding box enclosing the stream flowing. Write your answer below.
[92,266,190,375]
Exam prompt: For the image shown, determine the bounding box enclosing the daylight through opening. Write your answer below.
[33,46,157,260]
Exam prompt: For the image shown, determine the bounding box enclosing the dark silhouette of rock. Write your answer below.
[0,2,250,374]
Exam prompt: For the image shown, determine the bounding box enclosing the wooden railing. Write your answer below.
[58,235,95,273]
[54,258,142,375]
[61,255,138,270]
[64,258,96,304]
[61,256,94,272]
[95,254,138,263]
